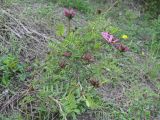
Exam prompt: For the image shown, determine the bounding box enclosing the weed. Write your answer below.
[0,54,26,85]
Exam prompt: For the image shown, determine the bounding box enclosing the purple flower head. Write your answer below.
[115,43,129,52]
[101,32,129,52]
[64,8,76,20]
[101,32,119,44]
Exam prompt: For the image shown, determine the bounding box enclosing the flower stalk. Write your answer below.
[64,8,76,35]
[68,18,71,35]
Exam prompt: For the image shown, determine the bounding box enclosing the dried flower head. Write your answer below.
[59,60,67,68]
[82,53,94,62]
[64,8,76,20]
[115,43,129,52]
[63,51,72,57]
[89,79,100,88]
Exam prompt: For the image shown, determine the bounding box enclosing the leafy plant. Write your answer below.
[26,15,129,119]
[0,54,25,85]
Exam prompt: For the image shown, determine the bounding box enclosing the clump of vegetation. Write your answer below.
[0,54,25,85]
[142,0,160,17]
[54,0,91,13]
[25,20,125,119]
[149,17,160,56]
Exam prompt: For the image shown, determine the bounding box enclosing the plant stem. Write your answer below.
[68,18,71,35]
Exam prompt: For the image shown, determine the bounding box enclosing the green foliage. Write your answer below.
[0,54,25,85]
[53,0,91,13]
[56,23,65,37]
[148,63,160,79]
[124,83,160,119]
[149,17,160,56]
[131,0,159,17]
[29,16,129,119]
[0,113,23,120]
[143,0,160,17]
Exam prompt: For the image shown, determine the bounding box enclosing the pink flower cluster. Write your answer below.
[101,32,129,52]
[101,32,119,44]
[64,8,76,20]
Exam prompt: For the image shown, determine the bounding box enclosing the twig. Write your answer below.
[4,24,22,38]
[49,96,67,120]
[102,0,120,14]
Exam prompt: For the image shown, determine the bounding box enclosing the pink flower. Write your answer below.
[101,32,129,52]
[115,43,129,52]
[64,8,76,19]
[101,32,119,44]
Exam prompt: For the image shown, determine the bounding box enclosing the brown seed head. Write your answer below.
[89,79,100,88]
[63,51,72,57]
[59,61,67,68]
[82,53,94,62]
